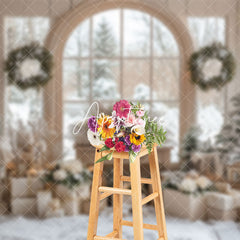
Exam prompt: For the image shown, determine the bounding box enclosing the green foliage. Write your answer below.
[216,92,240,158]
[129,151,138,163]
[96,152,113,163]
[180,126,200,170]
[144,115,167,153]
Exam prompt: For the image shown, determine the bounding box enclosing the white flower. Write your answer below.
[179,178,197,193]
[53,169,67,181]
[19,58,41,79]
[131,125,145,135]
[62,160,83,174]
[87,129,103,146]
[196,176,212,190]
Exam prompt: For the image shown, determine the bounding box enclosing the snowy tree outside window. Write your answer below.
[188,17,226,143]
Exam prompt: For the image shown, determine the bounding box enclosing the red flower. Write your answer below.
[115,141,125,152]
[105,138,115,148]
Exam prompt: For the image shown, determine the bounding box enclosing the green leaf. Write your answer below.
[98,145,110,152]
[95,152,113,163]
[129,151,138,163]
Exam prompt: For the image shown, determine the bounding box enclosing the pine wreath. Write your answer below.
[189,43,235,91]
[5,42,53,90]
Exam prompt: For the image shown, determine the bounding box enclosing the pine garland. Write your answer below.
[189,42,235,91]
[5,42,53,90]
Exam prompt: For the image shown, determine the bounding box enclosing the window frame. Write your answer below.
[63,9,180,115]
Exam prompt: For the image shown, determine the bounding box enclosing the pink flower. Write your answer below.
[135,118,145,126]
[125,113,136,127]
[113,100,131,118]
[136,110,144,117]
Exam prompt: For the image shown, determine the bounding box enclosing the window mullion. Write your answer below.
[149,16,154,115]
[89,17,93,104]
[120,9,124,99]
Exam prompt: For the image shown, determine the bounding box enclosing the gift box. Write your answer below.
[76,184,90,199]
[163,188,206,220]
[80,197,107,215]
[0,201,8,215]
[206,191,237,221]
[0,166,5,179]
[37,190,52,218]
[61,192,79,216]
[55,185,76,199]
[11,197,37,216]
[45,208,64,218]
[11,177,44,198]
[207,206,237,221]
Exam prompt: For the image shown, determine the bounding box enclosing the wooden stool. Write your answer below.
[87,145,168,240]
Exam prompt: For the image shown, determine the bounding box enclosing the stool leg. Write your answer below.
[87,150,104,240]
[113,158,123,238]
[130,156,144,240]
[149,147,168,240]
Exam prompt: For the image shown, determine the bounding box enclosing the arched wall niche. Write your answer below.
[44,0,195,161]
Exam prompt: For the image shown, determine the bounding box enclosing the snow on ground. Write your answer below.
[0,205,239,240]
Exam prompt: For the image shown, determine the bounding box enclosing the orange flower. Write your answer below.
[97,116,115,139]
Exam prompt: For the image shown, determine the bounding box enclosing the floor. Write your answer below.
[0,206,239,240]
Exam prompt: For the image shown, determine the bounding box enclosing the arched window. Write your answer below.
[63,9,180,161]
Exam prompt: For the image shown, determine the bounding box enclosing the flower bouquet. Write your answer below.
[87,100,166,163]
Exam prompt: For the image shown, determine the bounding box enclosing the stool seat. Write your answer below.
[87,146,168,240]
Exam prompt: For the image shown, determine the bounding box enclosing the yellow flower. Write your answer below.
[129,132,146,145]
[97,116,115,139]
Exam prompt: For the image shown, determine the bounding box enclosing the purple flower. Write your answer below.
[124,145,130,152]
[125,135,131,146]
[88,116,98,132]
[132,144,141,153]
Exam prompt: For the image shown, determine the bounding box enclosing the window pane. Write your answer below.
[124,9,150,56]
[7,86,42,122]
[64,103,89,158]
[197,90,224,142]
[63,59,90,101]
[151,101,179,162]
[93,10,120,57]
[4,17,49,52]
[92,59,120,100]
[123,60,150,100]
[153,18,179,57]
[153,59,179,101]
[188,17,225,49]
[64,19,89,57]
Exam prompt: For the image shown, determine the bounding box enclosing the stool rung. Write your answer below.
[94,237,126,240]
[99,192,112,201]
[121,176,152,184]
[105,231,117,237]
[142,192,159,205]
[99,186,132,195]
[121,220,158,231]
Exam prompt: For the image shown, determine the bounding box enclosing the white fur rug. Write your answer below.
[0,206,239,240]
